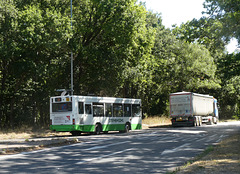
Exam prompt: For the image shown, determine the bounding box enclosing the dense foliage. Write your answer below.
[203,0,240,118]
[204,0,240,42]
[0,0,239,129]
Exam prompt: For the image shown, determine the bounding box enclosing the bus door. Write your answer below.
[131,104,142,128]
[83,103,92,124]
[124,104,132,122]
[77,102,85,125]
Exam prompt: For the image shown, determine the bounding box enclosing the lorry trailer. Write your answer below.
[170,92,219,127]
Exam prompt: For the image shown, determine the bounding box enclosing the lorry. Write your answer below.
[170,92,219,127]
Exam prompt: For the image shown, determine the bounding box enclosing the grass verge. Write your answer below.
[174,133,240,174]
[142,116,171,128]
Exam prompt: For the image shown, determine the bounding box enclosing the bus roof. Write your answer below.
[51,95,141,104]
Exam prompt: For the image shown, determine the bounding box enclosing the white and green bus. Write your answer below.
[50,95,142,135]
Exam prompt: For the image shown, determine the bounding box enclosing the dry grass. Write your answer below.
[176,134,240,174]
[219,119,239,122]
[142,116,171,128]
[0,132,32,140]
[0,128,70,140]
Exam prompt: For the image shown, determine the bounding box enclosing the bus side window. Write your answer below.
[124,104,131,117]
[105,103,112,117]
[85,104,92,114]
[132,104,141,117]
[93,103,104,117]
[113,104,123,117]
[78,102,84,114]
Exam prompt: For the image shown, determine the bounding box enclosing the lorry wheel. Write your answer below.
[199,118,202,126]
[209,118,213,125]
[194,116,198,127]
[192,119,195,127]
[197,117,201,126]
[213,117,218,124]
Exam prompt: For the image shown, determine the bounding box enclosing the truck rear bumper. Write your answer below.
[172,121,194,127]
[171,117,194,127]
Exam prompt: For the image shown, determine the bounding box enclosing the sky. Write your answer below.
[144,0,206,28]
[142,0,238,53]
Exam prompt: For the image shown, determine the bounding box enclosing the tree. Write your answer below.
[136,12,220,115]
[0,0,157,128]
[0,0,71,129]
[66,0,154,97]
[217,52,240,118]
[172,17,227,57]
[203,0,240,119]
[204,0,240,43]
[151,36,220,115]
[0,0,18,128]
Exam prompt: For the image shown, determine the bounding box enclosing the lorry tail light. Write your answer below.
[73,119,75,125]
[50,119,52,125]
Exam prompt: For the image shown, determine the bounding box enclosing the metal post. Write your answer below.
[71,52,73,95]
[70,0,73,95]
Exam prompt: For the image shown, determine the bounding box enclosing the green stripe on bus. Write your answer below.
[102,124,124,131]
[50,125,83,132]
[131,124,142,130]
[50,123,141,132]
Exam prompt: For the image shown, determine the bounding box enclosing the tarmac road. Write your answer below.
[0,121,240,174]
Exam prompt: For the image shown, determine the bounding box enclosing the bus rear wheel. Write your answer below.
[95,124,102,135]
[124,123,130,133]
[119,123,130,133]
